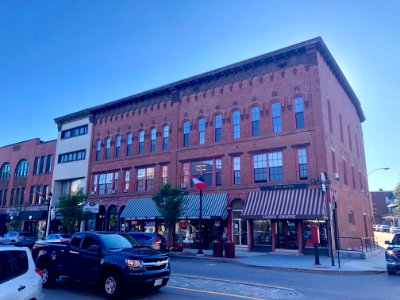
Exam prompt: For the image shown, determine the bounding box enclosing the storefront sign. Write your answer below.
[262,214,297,219]
[83,202,99,213]
[260,183,308,191]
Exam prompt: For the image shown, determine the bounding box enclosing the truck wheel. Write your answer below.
[41,263,56,288]
[387,269,397,276]
[102,271,122,299]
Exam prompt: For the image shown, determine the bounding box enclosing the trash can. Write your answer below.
[224,240,235,258]
[212,239,223,257]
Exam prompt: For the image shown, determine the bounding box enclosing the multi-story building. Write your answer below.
[57,37,372,254]
[371,190,398,226]
[0,138,56,237]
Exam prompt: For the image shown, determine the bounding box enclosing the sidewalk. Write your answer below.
[169,247,387,274]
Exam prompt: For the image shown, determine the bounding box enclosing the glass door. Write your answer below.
[275,220,297,249]
[233,218,247,246]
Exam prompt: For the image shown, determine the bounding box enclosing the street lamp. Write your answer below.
[192,176,208,256]
[45,192,53,236]
[368,167,390,176]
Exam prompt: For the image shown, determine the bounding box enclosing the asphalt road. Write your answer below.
[43,256,399,300]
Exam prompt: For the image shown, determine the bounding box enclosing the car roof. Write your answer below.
[0,245,30,251]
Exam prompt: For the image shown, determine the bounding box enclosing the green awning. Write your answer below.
[120,193,228,221]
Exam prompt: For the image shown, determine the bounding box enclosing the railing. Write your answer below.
[339,237,378,252]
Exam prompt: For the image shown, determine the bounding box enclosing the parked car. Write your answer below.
[0,245,43,300]
[381,225,390,232]
[32,231,170,299]
[385,233,400,275]
[390,227,400,234]
[373,224,380,231]
[36,233,72,244]
[0,232,36,248]
[126,232,167,253]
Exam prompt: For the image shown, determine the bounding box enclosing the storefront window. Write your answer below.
[252,220,272,245]
[303,220,328,248]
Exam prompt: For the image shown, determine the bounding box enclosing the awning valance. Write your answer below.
[19,210,48,221]
[120,193,228,221]
[242,188,327,220]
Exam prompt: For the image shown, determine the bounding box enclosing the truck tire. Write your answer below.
[102,271,122,299]
[387,269,397,276]
[40,263,56,288]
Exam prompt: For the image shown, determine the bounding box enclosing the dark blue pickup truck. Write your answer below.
[385,233,400,275]
[32,231,170,299]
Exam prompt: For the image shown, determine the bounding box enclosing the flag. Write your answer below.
[192,177,208,190]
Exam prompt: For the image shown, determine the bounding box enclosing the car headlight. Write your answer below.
[386,249,396,256]
[125,259,144,271]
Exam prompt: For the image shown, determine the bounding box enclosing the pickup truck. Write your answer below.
[32,231,170,299]
[385,233,400,275]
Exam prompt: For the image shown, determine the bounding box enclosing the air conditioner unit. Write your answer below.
[180,183,187,189]
[333,173,340,181]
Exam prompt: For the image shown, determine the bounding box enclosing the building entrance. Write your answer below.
[275,220,297,249]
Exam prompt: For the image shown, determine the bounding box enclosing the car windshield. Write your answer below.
[19,232,33,237]
[392,235,400,245]
[100,234,141,250]
[60,234,71,238]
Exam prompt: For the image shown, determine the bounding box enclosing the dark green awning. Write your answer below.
[19,210,47,220]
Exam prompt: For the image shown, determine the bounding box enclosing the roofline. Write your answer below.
[54,108,91,125]
[1,138,57,149]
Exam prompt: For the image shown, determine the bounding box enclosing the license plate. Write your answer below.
[154,279,163,286]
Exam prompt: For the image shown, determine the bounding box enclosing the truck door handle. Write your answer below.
[18,285,26,291]
[69,250,79,254]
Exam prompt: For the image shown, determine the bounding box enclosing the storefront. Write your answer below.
[242,188,328,254]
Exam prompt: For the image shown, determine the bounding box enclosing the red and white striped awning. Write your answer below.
[242,188,327,220]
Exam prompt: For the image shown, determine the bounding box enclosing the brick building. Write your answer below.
[0,138,56,237]
[59,37,371,254]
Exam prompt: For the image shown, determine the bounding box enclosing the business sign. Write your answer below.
[83,202,99,213]
[260,183,308,191]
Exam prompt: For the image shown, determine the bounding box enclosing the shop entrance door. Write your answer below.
[275,220,297,249]
[233,219,247,246]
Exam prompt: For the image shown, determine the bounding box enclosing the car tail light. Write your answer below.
[155,236,161,244]
[60,239,68,243]
[35,268,43,278]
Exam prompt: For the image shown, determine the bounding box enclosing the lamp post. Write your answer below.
[367,167,390,176]
[192,176,208,256]
[45,192,53,236]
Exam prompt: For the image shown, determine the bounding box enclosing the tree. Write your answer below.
[57,188,87,234]
[8,211,21,231]
[152,183,184,246]
[394,183,400,214]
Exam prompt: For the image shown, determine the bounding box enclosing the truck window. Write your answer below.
[70,236,83,248]
[82,236,99,251]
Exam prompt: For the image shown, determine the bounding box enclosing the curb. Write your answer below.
[170,253,386,275]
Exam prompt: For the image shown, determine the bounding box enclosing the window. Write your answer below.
[162,165,168,184]
[82,236,99,251]
[9,189,14,206]
[98,174,106,194]
[95,172,118,195]
[14,159,28,177]
[115,135,122,158]
[233,156,240,185]
[253,154,267,183]
[297,149,308,180]
[105,138,111,160]
[137,167,154,192]
[163,125,169,150]
[150,128,156,152]
[343,160,348,185]
[182,163,190,187]
[339,114,344,143]
[106,173,113,194]
[14,188,20,206]
[33,157,39,175]
[272,102,281,133]
[126,133,133,156]
[268,152,283,182]
[93,174,98,194]
[332,151,336,173]
[2,190,7,206]
[355,134,360,158]
[183,121,190,147]
[232,110,240,139]
[58,150,86,163]
[0,191,3,207]
[61,124,88,139]
[215,114,222,142]
[351,166,356,189]
[359,171,363,191]
[253,220,272,245]
[35,186,41,205]
[39,156,46,174]
[70,236,83,248]
[113,172,118,192]
[348,211,355,225]
[216,159,222,186]
[96,139,101,161]
[294,96,305,129]
[251,106,259,136]
[199,118,206,144]
[20,187,25,205]
[347,125,352,151]
[0,163,10,179]
[0,250,29,283]
[29,186,34,205]
[42,185,49,204]
[124,170,130,192]
[327,100,333,132]
[45,155,53,173]
[138,130,145,154]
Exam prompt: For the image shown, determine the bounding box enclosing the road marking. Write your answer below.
[166,285,267,300]
[172,274,295,292]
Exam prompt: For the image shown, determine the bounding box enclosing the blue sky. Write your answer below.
[0,1,398,191]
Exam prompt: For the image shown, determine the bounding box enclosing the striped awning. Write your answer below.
[120,193,228,221]
[242,188,327,220]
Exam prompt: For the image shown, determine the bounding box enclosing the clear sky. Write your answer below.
[0,0,398,191]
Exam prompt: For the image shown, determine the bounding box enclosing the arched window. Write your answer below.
[294,96,305,129]
[96,139,102,161]
[215,114,222,142]
[198,118,206,144]
[14,159,28,177]
[251,106,260,137]
[115,135,122,158]
[232,110,240,139]
[271,101,281,133]
[0,163,11,179]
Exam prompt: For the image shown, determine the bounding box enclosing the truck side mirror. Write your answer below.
[89,245,100,253]
[385,240,390,245]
